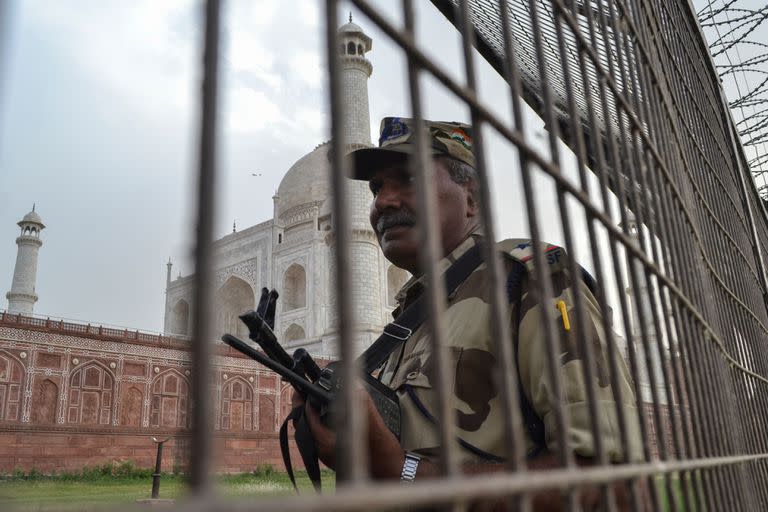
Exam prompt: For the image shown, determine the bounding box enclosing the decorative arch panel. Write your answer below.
[67,362,114,425]
[284,323,306,343]
[31,378,58,424]
[0,352,24,422]
[150,370,189,428]
[220,377,253,431]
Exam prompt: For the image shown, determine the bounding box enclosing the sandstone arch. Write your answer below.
[150,369,189,428]
[31,378,58,424]
[0,351,25,422]
[220,377,253,431]
[68,361,115,425]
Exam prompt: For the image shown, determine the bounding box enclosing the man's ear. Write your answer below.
[465,181,479,218]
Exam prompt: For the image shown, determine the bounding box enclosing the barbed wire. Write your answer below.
[698,0,768,199]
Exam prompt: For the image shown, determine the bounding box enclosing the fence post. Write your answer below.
[151,436,171,499]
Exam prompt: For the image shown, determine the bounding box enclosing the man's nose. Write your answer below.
[373,182,402,211]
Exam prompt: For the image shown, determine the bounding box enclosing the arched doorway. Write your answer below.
[215,276,255,339]
[283,264,307,310]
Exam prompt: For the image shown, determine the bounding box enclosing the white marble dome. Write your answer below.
[20,209,44,227]
[339,21,363,33]
[276,142,331,218]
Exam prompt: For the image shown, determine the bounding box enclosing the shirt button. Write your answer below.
[406,371,419,380]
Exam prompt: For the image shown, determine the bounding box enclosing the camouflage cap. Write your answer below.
[350,117,475,180]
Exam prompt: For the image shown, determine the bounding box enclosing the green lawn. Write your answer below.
[0,472,335,511]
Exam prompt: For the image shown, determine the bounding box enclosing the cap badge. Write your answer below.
[379,117,410,146]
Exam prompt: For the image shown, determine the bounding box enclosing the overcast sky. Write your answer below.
[0,0,754,334]
[0,0,538,332]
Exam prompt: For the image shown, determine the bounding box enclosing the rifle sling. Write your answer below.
[359,242,483,374]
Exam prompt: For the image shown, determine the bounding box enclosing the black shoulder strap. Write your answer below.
[359,243,483,374]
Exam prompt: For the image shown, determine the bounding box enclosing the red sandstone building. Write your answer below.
[0,310,311,473]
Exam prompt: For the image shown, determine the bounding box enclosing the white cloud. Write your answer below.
[225,86,281,133]
[290,50,323,88]
[23,0,196,115]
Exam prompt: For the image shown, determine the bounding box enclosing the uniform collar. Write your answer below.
[392,229,484,316]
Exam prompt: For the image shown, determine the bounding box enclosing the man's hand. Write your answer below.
[291,388,405,479]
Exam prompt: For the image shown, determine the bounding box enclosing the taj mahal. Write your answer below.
[163,18,407,358]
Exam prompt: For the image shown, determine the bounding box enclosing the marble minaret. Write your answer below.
[6,206,45,315]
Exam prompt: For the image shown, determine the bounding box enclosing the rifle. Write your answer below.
[221,287,401,438]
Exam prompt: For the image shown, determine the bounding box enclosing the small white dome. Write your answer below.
[276,142,331,219]
[339,21,363,33]
[19,209,44,227]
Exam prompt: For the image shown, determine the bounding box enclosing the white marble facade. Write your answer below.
[164,20,410,358]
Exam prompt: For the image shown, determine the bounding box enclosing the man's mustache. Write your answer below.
[376,210,416,233]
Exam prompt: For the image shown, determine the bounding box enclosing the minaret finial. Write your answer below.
[32,203,35,212]
[233,219,237,233]
[349,12,352,23]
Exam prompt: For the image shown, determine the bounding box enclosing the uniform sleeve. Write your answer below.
[516,271,644,463]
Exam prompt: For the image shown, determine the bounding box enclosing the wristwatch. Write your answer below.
[400,451,421,483]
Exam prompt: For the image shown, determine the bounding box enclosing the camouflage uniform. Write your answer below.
[379,233,644,464]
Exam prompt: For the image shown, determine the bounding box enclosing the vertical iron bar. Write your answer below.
[522,0,576,478]
[494,0,534,481]
[401,0,460,481]
[324,0,367,485]
[189,0,221,497]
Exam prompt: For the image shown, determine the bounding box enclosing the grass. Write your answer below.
[656,472,700,512]
[0,466,336,511]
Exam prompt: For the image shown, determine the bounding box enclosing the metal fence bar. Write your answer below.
[570,1,652,508]
[454,2,537,508]
[187,0,222,498]
[401,0,462,483]
[187,453,768,512]
[324,0,367,485]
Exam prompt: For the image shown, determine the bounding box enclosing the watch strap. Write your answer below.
[400,451,421,482]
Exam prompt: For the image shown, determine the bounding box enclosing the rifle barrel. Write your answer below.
[221,334,332,403]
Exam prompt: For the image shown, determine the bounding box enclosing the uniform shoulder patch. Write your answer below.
[497,238,568,275]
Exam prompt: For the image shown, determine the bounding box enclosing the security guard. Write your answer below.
[300,117,644,510]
